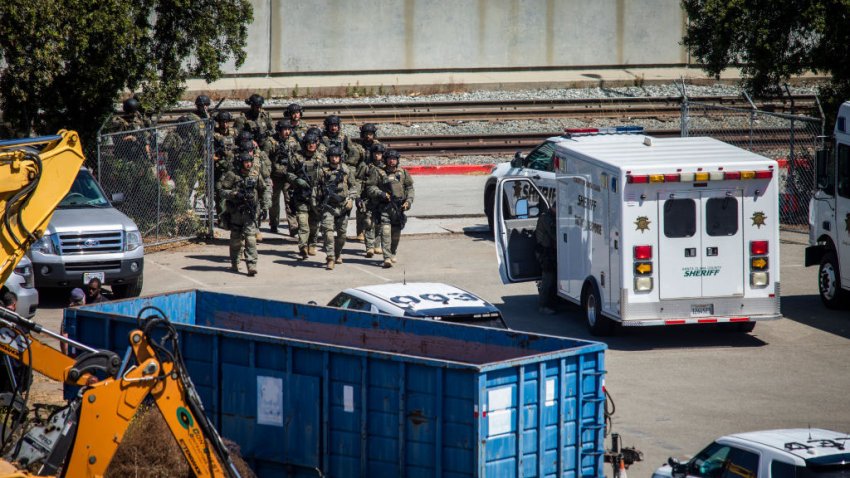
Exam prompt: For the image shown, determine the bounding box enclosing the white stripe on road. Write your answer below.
[148,258,210,288]
[351,265,392,282]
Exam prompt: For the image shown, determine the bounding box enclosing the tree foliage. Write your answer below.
[0,0,252,149]
[682,0,850,116]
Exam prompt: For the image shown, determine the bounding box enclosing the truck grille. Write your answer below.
[64,261,122,272]
[58,232,123,255]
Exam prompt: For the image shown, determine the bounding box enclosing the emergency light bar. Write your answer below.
[564,126,645,137]
[627,169,773,184]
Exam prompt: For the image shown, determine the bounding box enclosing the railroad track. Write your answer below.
[381,128,812,156]
[158,95,817,125]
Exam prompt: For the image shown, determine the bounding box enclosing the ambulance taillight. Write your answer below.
[633,245,653,292]
[750,240,769,287]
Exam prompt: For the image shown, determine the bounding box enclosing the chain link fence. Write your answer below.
[680,98,824,230]
[97,119,214,246]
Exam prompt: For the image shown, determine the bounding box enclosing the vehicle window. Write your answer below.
[771,460,798,478]
[524,142,556,171]
[705,197,739,236]
[59,171,110,208]
[502,180,546,220]
[664,199,696,238]
[328,293,354,308]
[349,297,372,312]
[687,443,759,478]
[838,143,850,199]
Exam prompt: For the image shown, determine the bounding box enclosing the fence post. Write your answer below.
[742,91,757,150]
[205,118,215,237]
[155,130,161,243]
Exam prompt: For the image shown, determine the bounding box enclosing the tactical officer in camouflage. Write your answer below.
[190,95,211,120]
[217,152,269,276]
[318,146,359,270]
[320,115,354,166]
[235,94,274,149]
[285,103,308,141]
[350,123,382,241]
[237,136,272,241]
[287,132,326,259]
[267,119,299,234]
[368,149,414,268]
[357,143,386,257]
[213,111,238,219]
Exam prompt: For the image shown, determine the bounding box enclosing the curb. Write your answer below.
[405,164,494,175]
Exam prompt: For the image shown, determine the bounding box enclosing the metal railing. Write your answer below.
[97,119,214,246]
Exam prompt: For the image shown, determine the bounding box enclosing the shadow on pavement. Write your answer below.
[780,294,850,339]
[498,295,768,351]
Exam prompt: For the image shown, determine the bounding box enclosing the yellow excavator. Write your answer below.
[0,131,241,477]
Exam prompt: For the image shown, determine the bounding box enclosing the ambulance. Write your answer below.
[493,130,781,335]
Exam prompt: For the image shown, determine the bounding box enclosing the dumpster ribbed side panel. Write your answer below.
[65,290,606,477]
[480,351,606,478]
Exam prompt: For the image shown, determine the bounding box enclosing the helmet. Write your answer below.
[195,95,211,107]
[238,140,255,152]
[246,94,264,107]
[327,146,343,158]
[215,111,233,123]
[302,132,320,145]
[238,130,253,143]
[384,149,400,161]
[287,103,303,115]
[360,123,378,135]
[324,115,341,128]
[306,126,322,137]
[122,97,140,114]
[276,119,293,131]
[370,143,387,154]
[238,152,253,164]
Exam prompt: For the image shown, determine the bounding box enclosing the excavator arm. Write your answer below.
[0,132,241,477]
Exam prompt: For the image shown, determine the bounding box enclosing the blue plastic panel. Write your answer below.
[65,290,606,477]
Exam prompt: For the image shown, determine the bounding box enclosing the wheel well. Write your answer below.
[581,277,600,304]
[818,234,837,253]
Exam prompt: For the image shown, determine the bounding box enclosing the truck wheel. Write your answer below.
[583,283,615,336]
[112,276,143,299]
[819,251,848,309]
[484,186,495,235]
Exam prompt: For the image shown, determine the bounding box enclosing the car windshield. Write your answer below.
[804,453,850,477]
[58,171,110,208]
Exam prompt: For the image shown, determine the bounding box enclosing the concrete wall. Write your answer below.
[227,0,687,75]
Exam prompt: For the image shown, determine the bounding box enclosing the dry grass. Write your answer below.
[106,406,255,478]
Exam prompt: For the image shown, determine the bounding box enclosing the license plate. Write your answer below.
[691,304,714,317]
[83,272,105,285]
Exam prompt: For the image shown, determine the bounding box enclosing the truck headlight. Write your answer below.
[14,265,34,289]
[124,230,142,251]
[32,235,57,255]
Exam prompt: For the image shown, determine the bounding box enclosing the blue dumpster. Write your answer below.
[64,290,607,477]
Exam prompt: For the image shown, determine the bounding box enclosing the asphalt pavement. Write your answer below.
[29,173,849,477]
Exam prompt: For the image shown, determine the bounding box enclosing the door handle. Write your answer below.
[706,247,718,256]
[532,174,541,180]
[685,248,696,257]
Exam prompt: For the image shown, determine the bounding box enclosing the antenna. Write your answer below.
[403,269,406,285]
[809,425,812,441]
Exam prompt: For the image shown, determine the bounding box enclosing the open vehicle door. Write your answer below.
[494,177,550,284]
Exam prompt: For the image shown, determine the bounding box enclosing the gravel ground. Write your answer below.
[179,82,823,166]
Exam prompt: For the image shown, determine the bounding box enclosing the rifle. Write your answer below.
[236,176,259,225]
[294,161,317,207]
[320,168,347,213]
[388,196,408,230]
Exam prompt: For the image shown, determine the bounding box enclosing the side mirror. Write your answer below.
[668,457,688,478]
[111,192,125,206]
[529,206,540,217]
[815,149,830,191]
[515,198,529,218]
[511,151,524,168]
[308,300,317,305]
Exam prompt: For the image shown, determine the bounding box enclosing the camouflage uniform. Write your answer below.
[290,121,309,143]
[266,133,300,233]
[355,151,384,253]
[349,140,382,239]
[217,163,269,274]
[368,166,414,265]
[286,149,326,256]
[321,132,355,166]
[317,162,359,267]
[235,109,274,149]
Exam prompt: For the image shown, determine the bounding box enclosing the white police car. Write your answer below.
[653,429,850,478]
[328,282,507,329]
[483,126,644,231]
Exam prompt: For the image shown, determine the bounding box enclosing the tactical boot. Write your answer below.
[299,247,308,260]
[326,258,335,270]
[374,247,383,255]
[308,246,317,256]
[390,257,397,263]
[247,267,257,277]
[355,233,365,242]
[382,259,393,269]
[365,249,374,258]
[230,261,239,272]
[270,225,278,234]
[255,232,263,242]
[335,257,343,264]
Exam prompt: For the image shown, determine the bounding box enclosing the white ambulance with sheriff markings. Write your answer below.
[493,131,781,335]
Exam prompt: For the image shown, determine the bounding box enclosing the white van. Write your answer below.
[494,133,781,335]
